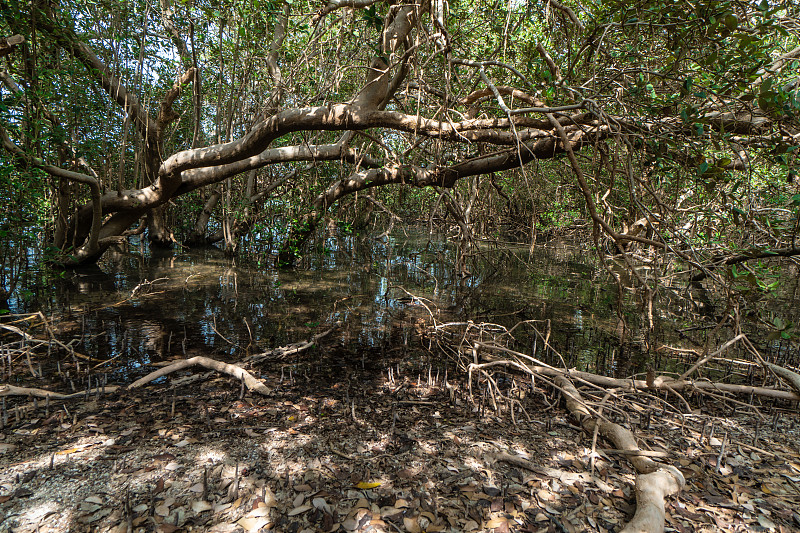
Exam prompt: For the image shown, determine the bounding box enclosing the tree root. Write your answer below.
[471,341,800,401]
[556,375,685,533]
[621,467,685,533]
[128,356,271,396]
[0,384,120,399]
[245,323,339,363]
[766,362,800,396]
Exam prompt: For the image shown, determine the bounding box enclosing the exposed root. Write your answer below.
[0,384,120,399]
[128,356,271,396]
[620,466,685,533]
[557,375,685,532]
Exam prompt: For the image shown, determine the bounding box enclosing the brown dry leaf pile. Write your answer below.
[1,339,800,532]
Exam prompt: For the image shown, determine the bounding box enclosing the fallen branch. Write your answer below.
[0,384,120,399]
[128,356,271,396]
[766,362,800,396]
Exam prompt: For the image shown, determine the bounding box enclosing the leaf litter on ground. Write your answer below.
[0,338,798,532]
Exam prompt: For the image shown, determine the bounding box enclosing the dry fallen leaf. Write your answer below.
[485,517,509,529]
[757,515,776,529]
[213,502,232,513]
[154,503,170,517]
[244,506,270,518]
[403,516,422,533]
[312,497,332,514]
[462,519,480,531]
[263,486,277,507]
[237,516,270,532]
[288,504,312,516]
[191,500,213,513]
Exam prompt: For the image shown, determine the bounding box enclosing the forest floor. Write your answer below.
[1,331,800,533]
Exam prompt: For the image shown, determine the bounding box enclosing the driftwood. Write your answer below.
[556,376,685,533]
[128,356,271,395]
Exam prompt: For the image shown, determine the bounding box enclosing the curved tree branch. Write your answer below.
[0,124,102,257]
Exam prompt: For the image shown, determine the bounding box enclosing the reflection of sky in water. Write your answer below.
[12,229,754,378]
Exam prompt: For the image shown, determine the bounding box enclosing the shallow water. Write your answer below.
[7,229,800,384]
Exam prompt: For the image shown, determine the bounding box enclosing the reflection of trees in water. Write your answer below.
[12,234,799,384]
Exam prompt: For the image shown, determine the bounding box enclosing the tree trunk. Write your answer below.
[277,213,320,268]
[147,207,175,247]
[185,189,222,246]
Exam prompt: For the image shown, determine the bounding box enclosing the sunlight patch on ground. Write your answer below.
[20,500,67,527]
[197,447,228,464]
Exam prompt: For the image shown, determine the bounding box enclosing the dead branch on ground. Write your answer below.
[128,356,271,395]
[431,319,797,533]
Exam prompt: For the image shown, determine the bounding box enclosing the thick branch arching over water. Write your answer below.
[2,0,798,268]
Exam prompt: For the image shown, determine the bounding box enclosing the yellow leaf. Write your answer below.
[56,448,79,455]
[356,481,381,489]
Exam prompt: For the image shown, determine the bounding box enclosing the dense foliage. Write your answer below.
[1,0,799,312]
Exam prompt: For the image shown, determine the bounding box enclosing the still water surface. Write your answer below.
[11,229,798,384]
